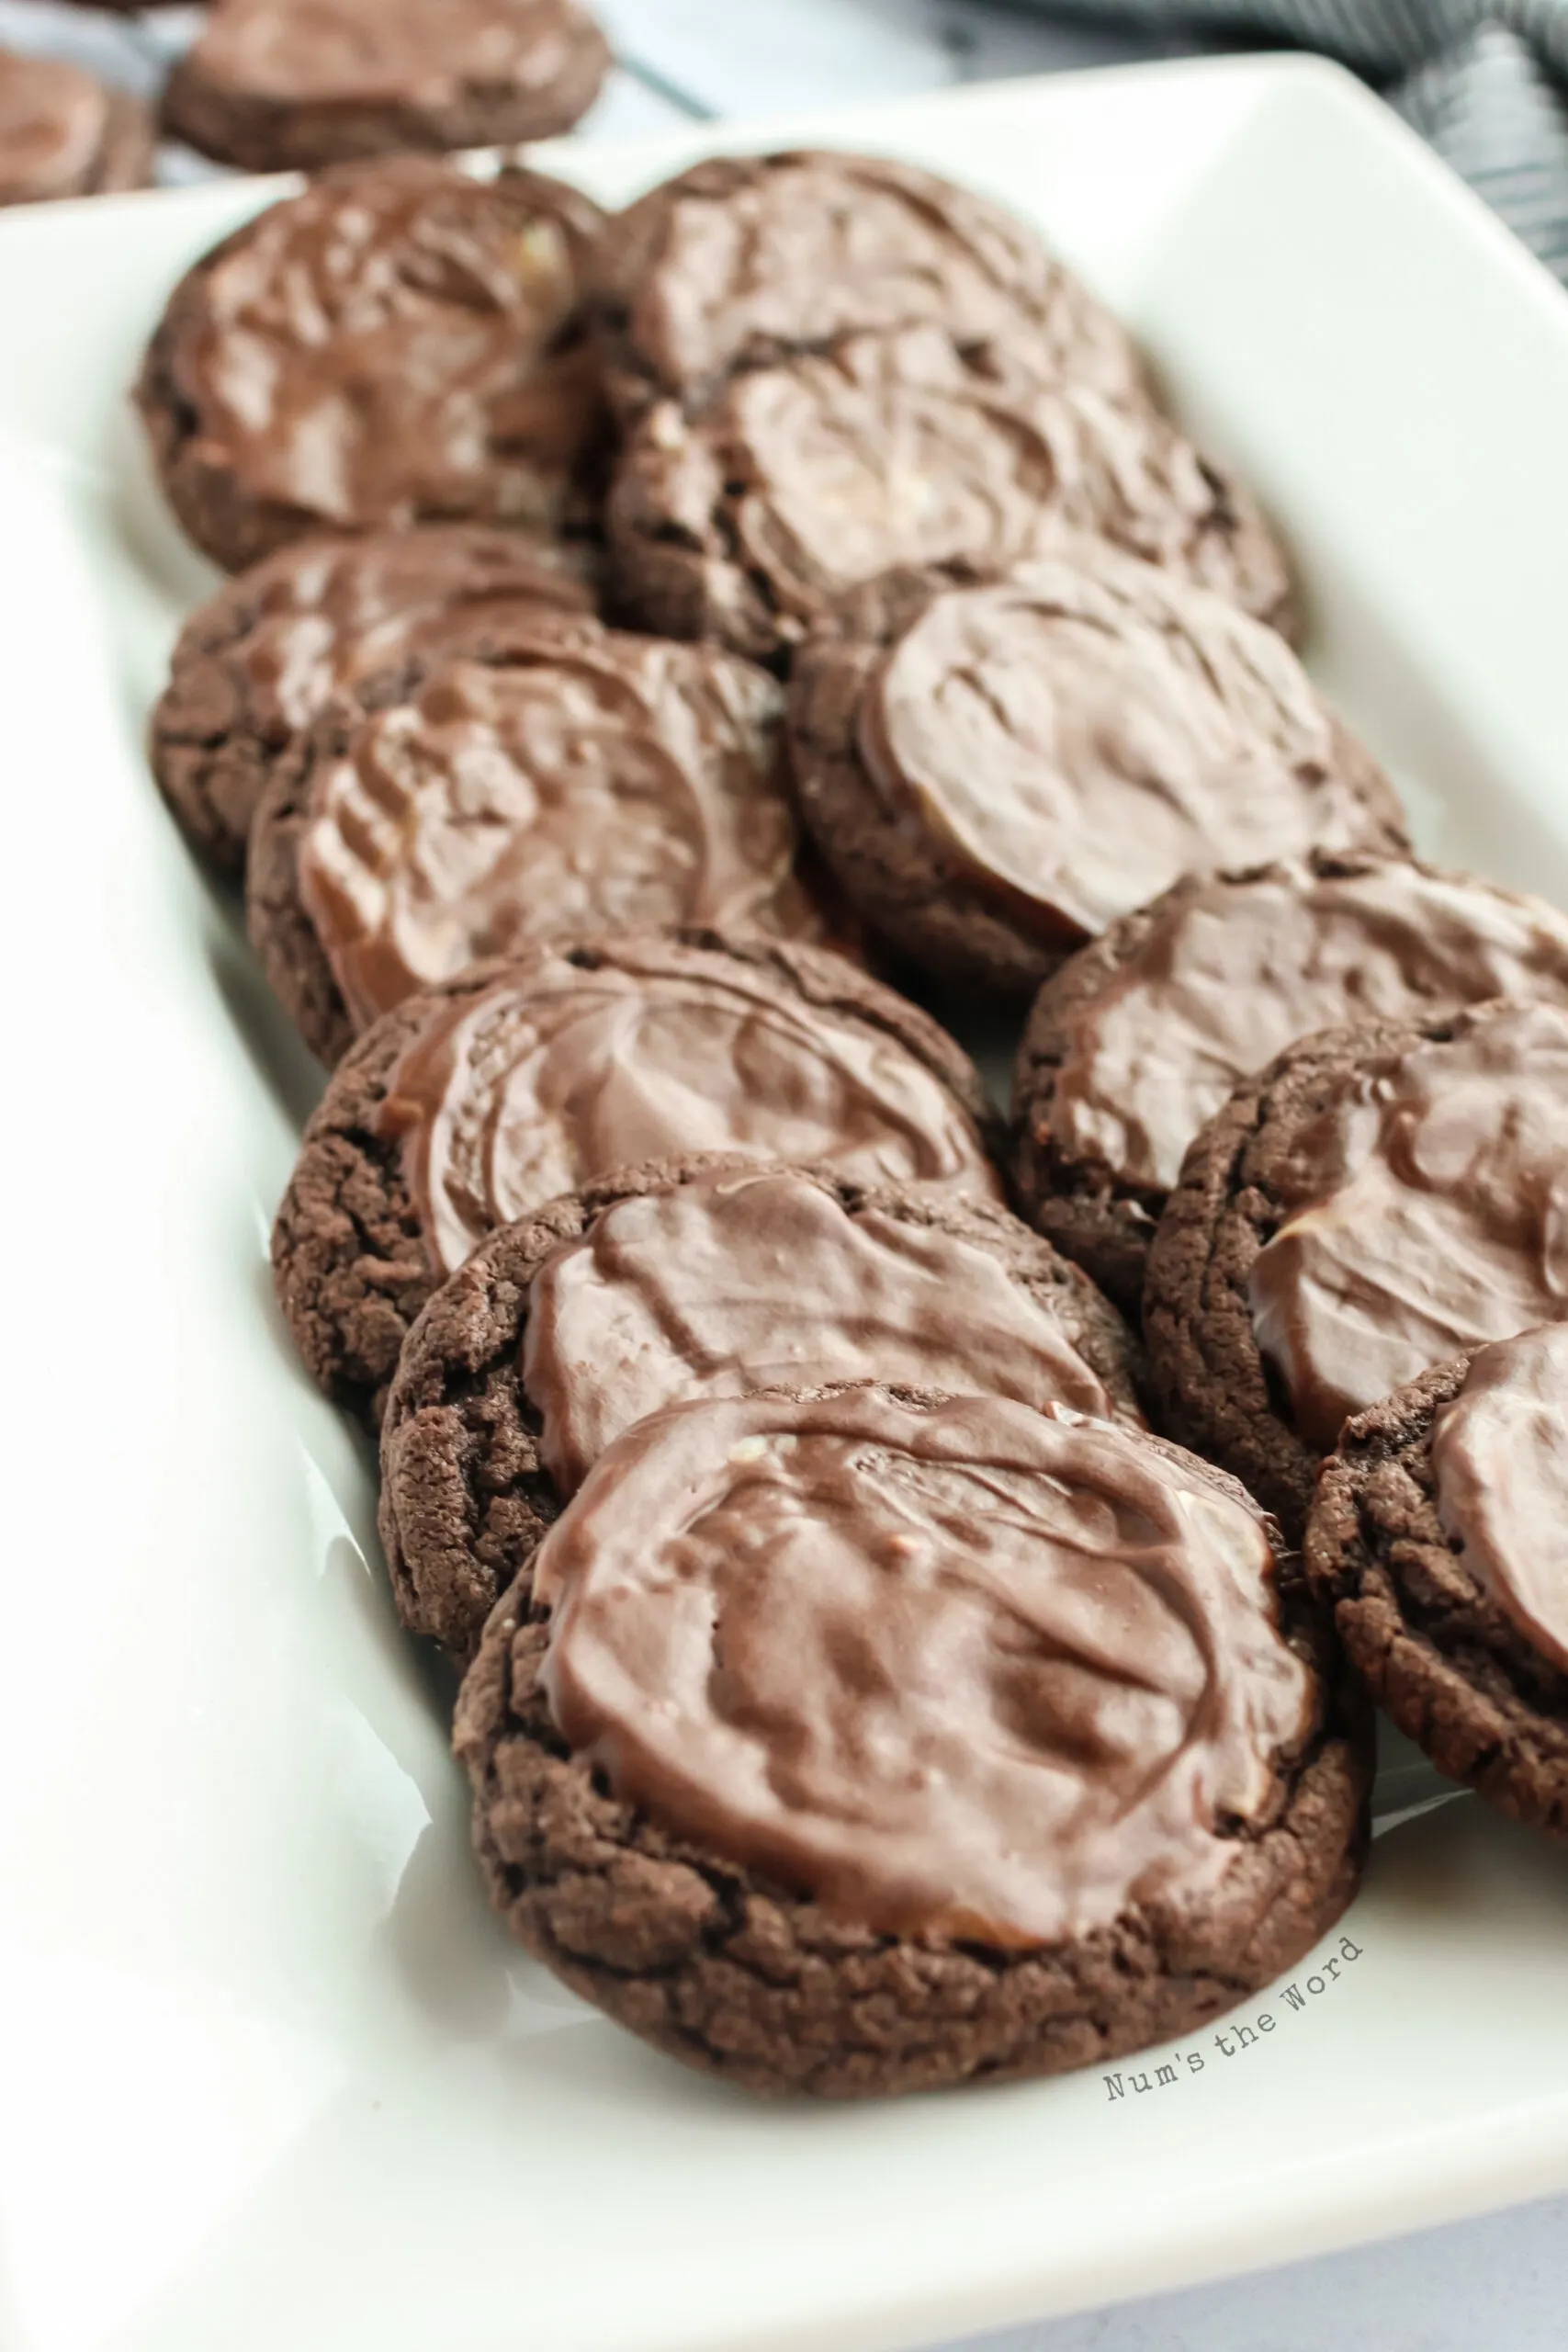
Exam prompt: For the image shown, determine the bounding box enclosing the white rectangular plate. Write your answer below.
[4,53,1568,2352]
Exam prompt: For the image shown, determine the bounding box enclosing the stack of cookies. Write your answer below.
[137,144,1568,2102]
[0,0,610,208]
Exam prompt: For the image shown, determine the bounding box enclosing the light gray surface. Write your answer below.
[3,3,1562,2346]
[964,2194,1568,2349]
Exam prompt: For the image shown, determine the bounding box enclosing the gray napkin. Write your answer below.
[1018,2,1568,277]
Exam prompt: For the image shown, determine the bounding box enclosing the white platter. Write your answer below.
[3,52,1568,2352]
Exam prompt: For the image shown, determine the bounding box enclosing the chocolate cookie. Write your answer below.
[152,526,597,878]
[590,149,1147,419]
[245,614,824,1066]
[0,50,152,206]
[606,323,1293,666]
[1145,999,1568,1542]
[270,933,1004,1430]
[136,159,607,575]
[161,0,610,175]
[380,1158,1145,1658]
[789,550,1403,1001]
[455,1382,1370,2098]
[1307,1326,1568,1831]
[1012,853,1568,1317]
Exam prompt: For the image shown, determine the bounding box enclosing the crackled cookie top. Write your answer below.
[613,326,1293,656]
[596,147,1145,404]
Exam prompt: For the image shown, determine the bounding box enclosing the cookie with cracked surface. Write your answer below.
[788,551,1404,1004]
[589,148,1147,420]
[1307,1325,1568,1832]
[270,933,1004,1430]
[151,526,597,877]
[380,1156,1146,1660]
[0,49,152,206]
[136,158,607,575]
[454,1381,1371,2098]
[1145,998,1568,1544]
[161,0,609,175]
[1012,853,1568,1318]
[244,611,823,1066]
[605,323,1293,667]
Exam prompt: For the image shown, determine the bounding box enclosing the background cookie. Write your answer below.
[1307,1328,1568,1834]
[590,148,1147,418]
[136,158,607,574]
[151,525,597,876]
[380,1158,1147,1659]
[606,327,1293,665]
[788,551,1402,1000]
[455,1383,1371,2098]
[245,615,815,1066]
[1011,853,1568,1317]
[0,48,152,205]
[1145,999,1568,1540]
[161,0,611,175]
[270,933,1003,1429]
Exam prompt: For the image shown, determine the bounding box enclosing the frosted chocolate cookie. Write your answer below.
[380,1159,1145,1658]
[1145,1000,1568,1542]
[607,327,1293,665]
[455,1383,1370,2098]
[1307,1327,1568,1832]
[270,934,1003,1428]
[1012,854,1568,1316]
[590,149,1146,419]
[788,551,1403,1000]
[245,613,818,1066]
[0,50,152,206]
[136,159,607,574]
[161,0,610,175]
[151,526,597,876]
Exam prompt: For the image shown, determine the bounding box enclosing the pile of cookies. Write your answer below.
[136,143,1568,2103]
[0,0,608,207]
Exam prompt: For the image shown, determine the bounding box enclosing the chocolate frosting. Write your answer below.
[632,325,1289,636]
[1052,860,1568,1193]
[177,160,604,537]
[378,948,1003,1275]
[1432,1323,1568,1676]
[298,624,807,1026]
[611,150,1142,403]
[190,0,592,104]
[1250,1003,1568,1452]
[534,1387,1310,1943]
[858,551,1369,950]
[0,54,107,203]
[523,1166,1140,1493]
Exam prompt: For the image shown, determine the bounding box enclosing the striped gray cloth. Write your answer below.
[1023,2,1568,277]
